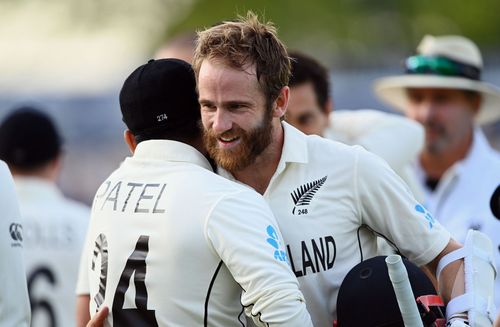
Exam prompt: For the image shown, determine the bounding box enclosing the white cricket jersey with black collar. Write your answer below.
[14,176,90,327]
[219,122,451,327]
[0,161,31,327]
[415,127,500,312]
[83,140,312,327]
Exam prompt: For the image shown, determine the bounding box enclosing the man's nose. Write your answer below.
[416,100,436,124]
[212,109,232,134]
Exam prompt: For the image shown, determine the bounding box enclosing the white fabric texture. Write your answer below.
[325,109,424,202]
[220,122,451,326]
[82,140,312,327]
[0,161,31,327]
[15,176,90,327]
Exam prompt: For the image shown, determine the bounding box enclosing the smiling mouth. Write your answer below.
[216,135,242,150]
[218,135,239,143]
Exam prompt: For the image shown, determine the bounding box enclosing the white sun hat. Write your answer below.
[374,35,500,125]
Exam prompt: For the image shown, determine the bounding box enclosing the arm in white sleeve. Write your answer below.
[0,161,31,326]
[354,148,450,267]
[206,190,313,327]
[330,109,423,172]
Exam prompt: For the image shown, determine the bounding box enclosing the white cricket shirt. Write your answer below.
[83,140,312,327]
[220,122,451,326]
[0,161,31,327]
[415,127,500,311]
[15,176,90,327]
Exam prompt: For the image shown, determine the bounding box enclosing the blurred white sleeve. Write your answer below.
[0,161,31,326]
[328,109,424,201]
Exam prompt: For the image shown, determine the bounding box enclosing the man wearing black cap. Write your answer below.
[0,108,90,327]
[79,58,312,326]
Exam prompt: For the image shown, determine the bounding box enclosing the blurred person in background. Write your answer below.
[374,34,500,312]
[0,107,90,327]
[0,160,31,326]
[286,51,424,202]
[154,31,196,63]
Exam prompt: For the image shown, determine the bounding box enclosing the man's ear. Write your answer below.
[470,93,482,115]
[124,130,137,154]
[273,86,290,118]
[323,97,333,117]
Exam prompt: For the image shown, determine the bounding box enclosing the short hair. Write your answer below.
[193,11,291,109]
[289,51,331,110]
[0,107,62,171]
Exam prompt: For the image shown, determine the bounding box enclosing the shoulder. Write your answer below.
[209,176,266,209]
[284,133,371,189]
[283,121,360,162]
[0,162,22,232]
[332,109,421,129]
[305,132,361,161]
[331,109,423,164]
[0,160,12,182]
[284,130,368,179]
[0,161,18,205]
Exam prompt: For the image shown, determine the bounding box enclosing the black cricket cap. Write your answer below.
[0,107,62,169]
[336,256,437,327]
[119,58,200,138]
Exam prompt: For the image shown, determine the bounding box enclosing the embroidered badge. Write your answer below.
[291,176,327,215]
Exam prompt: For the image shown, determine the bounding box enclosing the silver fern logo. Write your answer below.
[291,176,327,215]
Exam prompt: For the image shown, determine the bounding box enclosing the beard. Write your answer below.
[203,111,273,172]
[423,120,449,154]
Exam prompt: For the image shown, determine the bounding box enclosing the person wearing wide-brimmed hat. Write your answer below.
[374,35,500,312]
